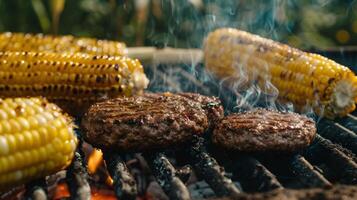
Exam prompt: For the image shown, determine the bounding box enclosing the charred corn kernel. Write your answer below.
[0,97,77,191]
[0,32,127,56]
[0,51,149,116]
[204,28,357,118]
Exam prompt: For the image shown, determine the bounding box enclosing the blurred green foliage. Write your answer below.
[0,0,356,49]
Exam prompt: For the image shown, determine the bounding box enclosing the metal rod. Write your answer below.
[304,134,357,184]
[103,152,138,200]
[318,119,357,155]
[25,178,47,200]
[290,155,332,188]
[343,114,357,132]
[66,149,91,200]
[144,152,191,200]
[188,137,241,197]
[231,155,283,192]
[347,114,357,120]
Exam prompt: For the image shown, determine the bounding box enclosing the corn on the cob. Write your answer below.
[204,28,357,118]
[0,51,149,116]
[0,97,77,190]
[0,32,127,56]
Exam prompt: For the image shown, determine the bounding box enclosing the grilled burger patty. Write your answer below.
[178,92,224,129]
[212,109,316,152]
[81,92,219,152]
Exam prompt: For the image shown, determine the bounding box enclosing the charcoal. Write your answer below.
[103,152,138,200]
[24,179,47,200]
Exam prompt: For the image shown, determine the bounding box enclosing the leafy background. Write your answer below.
[0,0,356,49]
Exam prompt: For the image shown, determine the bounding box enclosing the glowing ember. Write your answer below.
[106,175,114,186]
[88,149,104,174]
[53,183,70,199]
[53,183,116,200]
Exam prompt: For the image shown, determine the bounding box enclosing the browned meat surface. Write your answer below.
[178,92,224,129]
[212,109,316,152]
[208,185,357,200]
[81,92,209,152]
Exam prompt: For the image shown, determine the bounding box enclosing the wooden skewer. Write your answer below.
[127,47,203,65]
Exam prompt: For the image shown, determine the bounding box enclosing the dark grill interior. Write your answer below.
[3,58,357,200]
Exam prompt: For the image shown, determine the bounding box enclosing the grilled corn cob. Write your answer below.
[0,32,127,56]
[204,28,357,118]
[0,51,149,116]
[0,97,77,190]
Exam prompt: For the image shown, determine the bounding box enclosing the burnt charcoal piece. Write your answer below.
[188,137,241,197]
[212,109,316,152]
[66,150,91,200]
[81,92,209,152]
[24,178,47,200]
[104,153,137,200]
[175,165,192,183]
[144,152,191,200]
[231,156,283,192]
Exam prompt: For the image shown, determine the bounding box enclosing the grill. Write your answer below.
[2,52,357,200]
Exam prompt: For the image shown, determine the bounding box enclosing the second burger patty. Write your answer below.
[81,92,224,152]
[212,109,317,152]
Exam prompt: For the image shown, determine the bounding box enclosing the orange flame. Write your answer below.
[88,149,104,174]
[87,148,114,187]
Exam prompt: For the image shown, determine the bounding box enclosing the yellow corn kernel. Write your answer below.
[0,97,77,191]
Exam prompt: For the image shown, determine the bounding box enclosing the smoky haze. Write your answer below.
[145,1,300,115]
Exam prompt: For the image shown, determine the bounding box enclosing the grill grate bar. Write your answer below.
[188,137,241,198]
[103,152,138,200]
[24,178,47,200]
[65,149,91,200]
[341,114,357,131]
[231,155,283,192]
[304,134,357,184]
[347,114,357,120]
[318,119,357,155]
[290,155,332,188]
[144,152,191,200]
